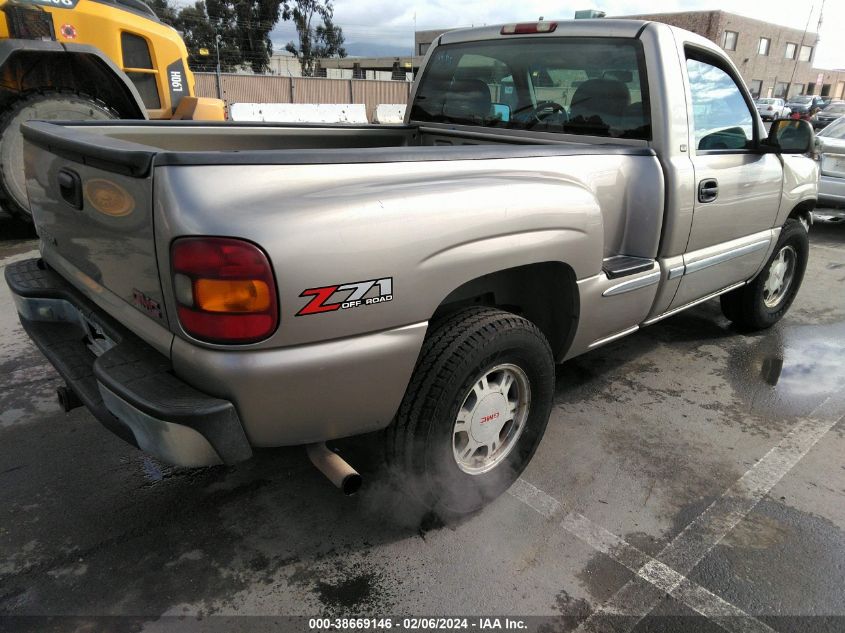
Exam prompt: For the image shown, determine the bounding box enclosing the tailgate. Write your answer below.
[21,122,170,335]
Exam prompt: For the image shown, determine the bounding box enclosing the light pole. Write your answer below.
[215,33,223,99]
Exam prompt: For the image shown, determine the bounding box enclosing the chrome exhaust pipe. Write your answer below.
[306,443,362,496]
[56,385,83,412]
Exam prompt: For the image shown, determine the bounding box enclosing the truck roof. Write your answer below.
[436,19,722,58]
[439,19,650,45]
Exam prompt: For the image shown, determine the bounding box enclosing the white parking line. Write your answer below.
[508,477,562,518]
[509,390,845,633]
[562,512,776,633]
[585,397,845,633]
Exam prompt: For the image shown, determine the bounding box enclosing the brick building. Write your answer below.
[413,11,845,100]
[620,11,845,99]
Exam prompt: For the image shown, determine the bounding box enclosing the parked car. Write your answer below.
[815,116,845,220]
[755,98,790,121]
[812,102,845,130]
[786,95,824,119]
[817,96,839,110]
[6,19,819,515]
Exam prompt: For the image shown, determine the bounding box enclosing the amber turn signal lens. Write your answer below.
[194,279,270,313]
[84,179,135,217]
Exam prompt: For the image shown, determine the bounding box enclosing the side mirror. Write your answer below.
[491,103,511,122]
[764,119,814,154]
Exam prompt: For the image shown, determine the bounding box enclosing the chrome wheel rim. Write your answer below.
[763,245,797,309]
[452,363,531,475]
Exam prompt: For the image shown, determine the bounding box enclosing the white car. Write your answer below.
[815,116,845,221]
[755,98,790,121]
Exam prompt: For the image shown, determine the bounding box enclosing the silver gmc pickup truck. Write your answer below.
[7,19,818,515]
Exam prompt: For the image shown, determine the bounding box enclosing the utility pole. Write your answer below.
[215,33,223,100]
[411,12,417,82]
[788,3,815,96]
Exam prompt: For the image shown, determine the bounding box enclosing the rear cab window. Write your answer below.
[410,37,651,140]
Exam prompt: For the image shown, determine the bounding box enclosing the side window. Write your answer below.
[686,57,754,151]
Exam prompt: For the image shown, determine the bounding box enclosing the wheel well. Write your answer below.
[788,200,816,227]
[0,50,145,118]
[432,262,579,359]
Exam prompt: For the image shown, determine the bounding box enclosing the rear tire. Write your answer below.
[385,307,555,517]
[0,91,117,220]
[720,219,809,329]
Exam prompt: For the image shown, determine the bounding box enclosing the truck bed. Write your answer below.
[22,120,654,176]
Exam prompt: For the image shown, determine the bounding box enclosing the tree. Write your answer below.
[232,0,283,73]
[283,0,346,77]
[144,0,178,25]
[145,0,284,73]
[177,1,238,72]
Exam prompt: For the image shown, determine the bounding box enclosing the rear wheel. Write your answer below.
[720,219,809,329]
[0,91,117,220]
[386,307,555,517]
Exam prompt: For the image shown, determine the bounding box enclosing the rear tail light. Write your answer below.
[171,237,278,344]
[501,21,558,35]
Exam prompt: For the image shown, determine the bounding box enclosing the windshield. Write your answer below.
[410,37,651,140]
[757,99,775,104]
[790,96,813,104]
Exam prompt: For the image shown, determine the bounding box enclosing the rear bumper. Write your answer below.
[818,174,845,209]
[7,257,428,460]
[5,258,252,467]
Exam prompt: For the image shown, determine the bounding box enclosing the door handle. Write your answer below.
[58,168,83,210]
[698,178,719,203]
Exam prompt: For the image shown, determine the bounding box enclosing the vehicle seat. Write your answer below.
[443,79,492,121]
[570,79,631,120]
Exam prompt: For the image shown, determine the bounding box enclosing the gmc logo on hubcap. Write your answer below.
[480,412,500,424]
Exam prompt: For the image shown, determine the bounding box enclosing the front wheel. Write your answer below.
[720,218,809,329]
[385,307,555,517]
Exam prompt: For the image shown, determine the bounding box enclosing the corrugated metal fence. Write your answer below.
[194,73,412,122]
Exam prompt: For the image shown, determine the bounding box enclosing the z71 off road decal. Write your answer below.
[296,278,393,316]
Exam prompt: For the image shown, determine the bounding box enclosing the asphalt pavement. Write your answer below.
[1,210,844,633]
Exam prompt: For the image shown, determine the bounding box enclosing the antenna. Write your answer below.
[787,3,816,95]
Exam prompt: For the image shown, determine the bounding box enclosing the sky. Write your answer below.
[263,0,845,69]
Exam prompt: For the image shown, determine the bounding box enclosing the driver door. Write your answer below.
[670,52,783,309]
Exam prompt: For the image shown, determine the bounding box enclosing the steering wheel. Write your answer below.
[527,100,567,123]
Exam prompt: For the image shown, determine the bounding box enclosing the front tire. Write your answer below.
[0,91,117,220]
[720,219,809,329]
[386,307,555,517]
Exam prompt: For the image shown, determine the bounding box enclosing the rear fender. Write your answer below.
[153,162,605,350]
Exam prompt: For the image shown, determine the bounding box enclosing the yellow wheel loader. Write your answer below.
[0,0,224,219]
